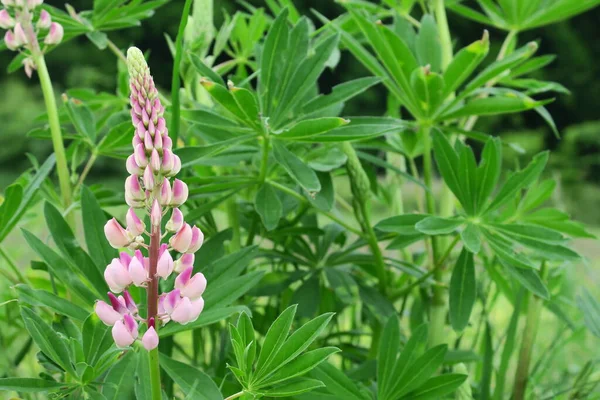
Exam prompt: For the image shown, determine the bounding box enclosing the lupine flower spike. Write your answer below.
[95,47,206,350]
[0,0,64,77]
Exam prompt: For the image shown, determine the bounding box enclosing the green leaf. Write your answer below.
[64,98,96,142]
[410,68,445,116]
[391,344,448,398]
[439,95,552,121]
[272,141,321,193]
[416,216,464,235]
[259,313,334,381]
[230,85,260,126]
[176,134,255,168]
[406,374,468,400]
[502,260,550,299]
[81,186,117,269]
[255,304,298,377]
[188,52,225,86]
[82,313,114,367]
[134,349,152,400]
[485,151,549,213]
[259,347,340,387]
[308,362,371,400]
[577,288,600,338]
[480,322,493,400]
[200,80,251,124]
[461,223,482,254]
[102,351,137,400]
[15,284,89,321]
[276,118,350,140]
[303,77,382,114]
[21,307,77,377]
[476,137,502,209]
[255,183,283,231]
[180,108,248,132]
[0,378,68,393]
[159,306,249,337]
[383,324,429,393]
[415,15,442,72]
[22,229,97,305]
[0,155,55,243]
[376,214,428,235]
[260,8,290,115]
[449,249,476,332]
[442,32,490,98]
[432,131,465,206]
[306,117,407,142]
[204,271,264,309]
[378,315,400,396]
[159,354,224,399]
[260,378,325,397]
[272,34,340,127]
[494,290,523,400]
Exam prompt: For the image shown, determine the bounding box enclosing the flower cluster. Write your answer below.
[0,0,64,77]
[95,47,206,351]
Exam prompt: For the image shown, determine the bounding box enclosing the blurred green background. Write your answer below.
[1,0,600,224]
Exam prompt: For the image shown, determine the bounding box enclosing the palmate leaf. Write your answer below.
[159,354,223,400]
[449,249,476,332]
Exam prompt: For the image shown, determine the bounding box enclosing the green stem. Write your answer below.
[0,246,26,283]
[34,54,73,224]
[513,263,548,400]
[433,0,453,70]
[106,39,127,64]
[226,197,241,252]
[170,0,194,148]
[259,135,270,183]
[74,152,97,192]
[149,347,162,400]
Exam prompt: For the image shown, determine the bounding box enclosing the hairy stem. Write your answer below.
[148,222,161,399]
[34,55,73,226]
[513,263,548,400]
[170,0,194,148]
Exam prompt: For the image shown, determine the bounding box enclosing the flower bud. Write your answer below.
[166,208,183,232]
[187,226,204,253]
[126,154,144,175]
[175,267,206,299]
[23,57,35,78]
[4,30,18,50]
[161,149,174,175]
[126,208,145,236]
[150,149,160,174]
[156,118,166,136]
[123,290,138,314]
[134,143,148,168]
[171,155,181,176]
[170,223,192,253]
[163,135,173,151]
[128,253,148,286]
[26,0,42,9]
[0,10,14,29]
[44,22,63,45]
[37,9,51,29]
[13,22,26,45]
[108,292,128,314]
[162,289,180,315]
[143,166,155,191]
[159,178,171,206]
[173,253,194,273]
[125,175,146,208]
[142,320,159,350]
[95,301,122,326]
[104,257,132,292]
[144,131,153,152]
[157,246,174,278]
[153,129,163,151]
[104,218,132,249]
[112,314,138,348]
[170,179,188,207]
[150,199,161,227]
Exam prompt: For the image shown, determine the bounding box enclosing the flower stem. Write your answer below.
[148,222,162,399]
[34,54,73,226]
[170,0,194,148]
[225,391,244,400]
[513,263,548,400]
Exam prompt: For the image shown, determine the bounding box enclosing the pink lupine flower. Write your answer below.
[112,314,138,348]
[104,218,132,249]
[4,30,18,50]
[36,9,50,29]
[44,22,63,45]
[175,267,207,299]
[1,0,15,7]
[96,47,207,350]
[22,57,35,78]
[0,10,14,29]
[13,22,26,45]
[26,0,43,10]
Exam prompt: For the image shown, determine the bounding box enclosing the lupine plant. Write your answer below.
[0,0,600,399]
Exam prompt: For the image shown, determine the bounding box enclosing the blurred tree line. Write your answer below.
[1,0,599,220]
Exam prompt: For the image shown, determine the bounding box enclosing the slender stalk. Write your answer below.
[106,39,128,64]
[170,0,194,148]
[0,246,26,283]
[34,54,73,225]
[513,263,548,400]
[258,135,270,183]
[433,0,453,69]
[148,222,162,399]
[225,391,244,400]
[74,152,98,192]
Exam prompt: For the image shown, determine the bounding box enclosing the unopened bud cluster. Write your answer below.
[96,47,206,351]
[1,0,63,76]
